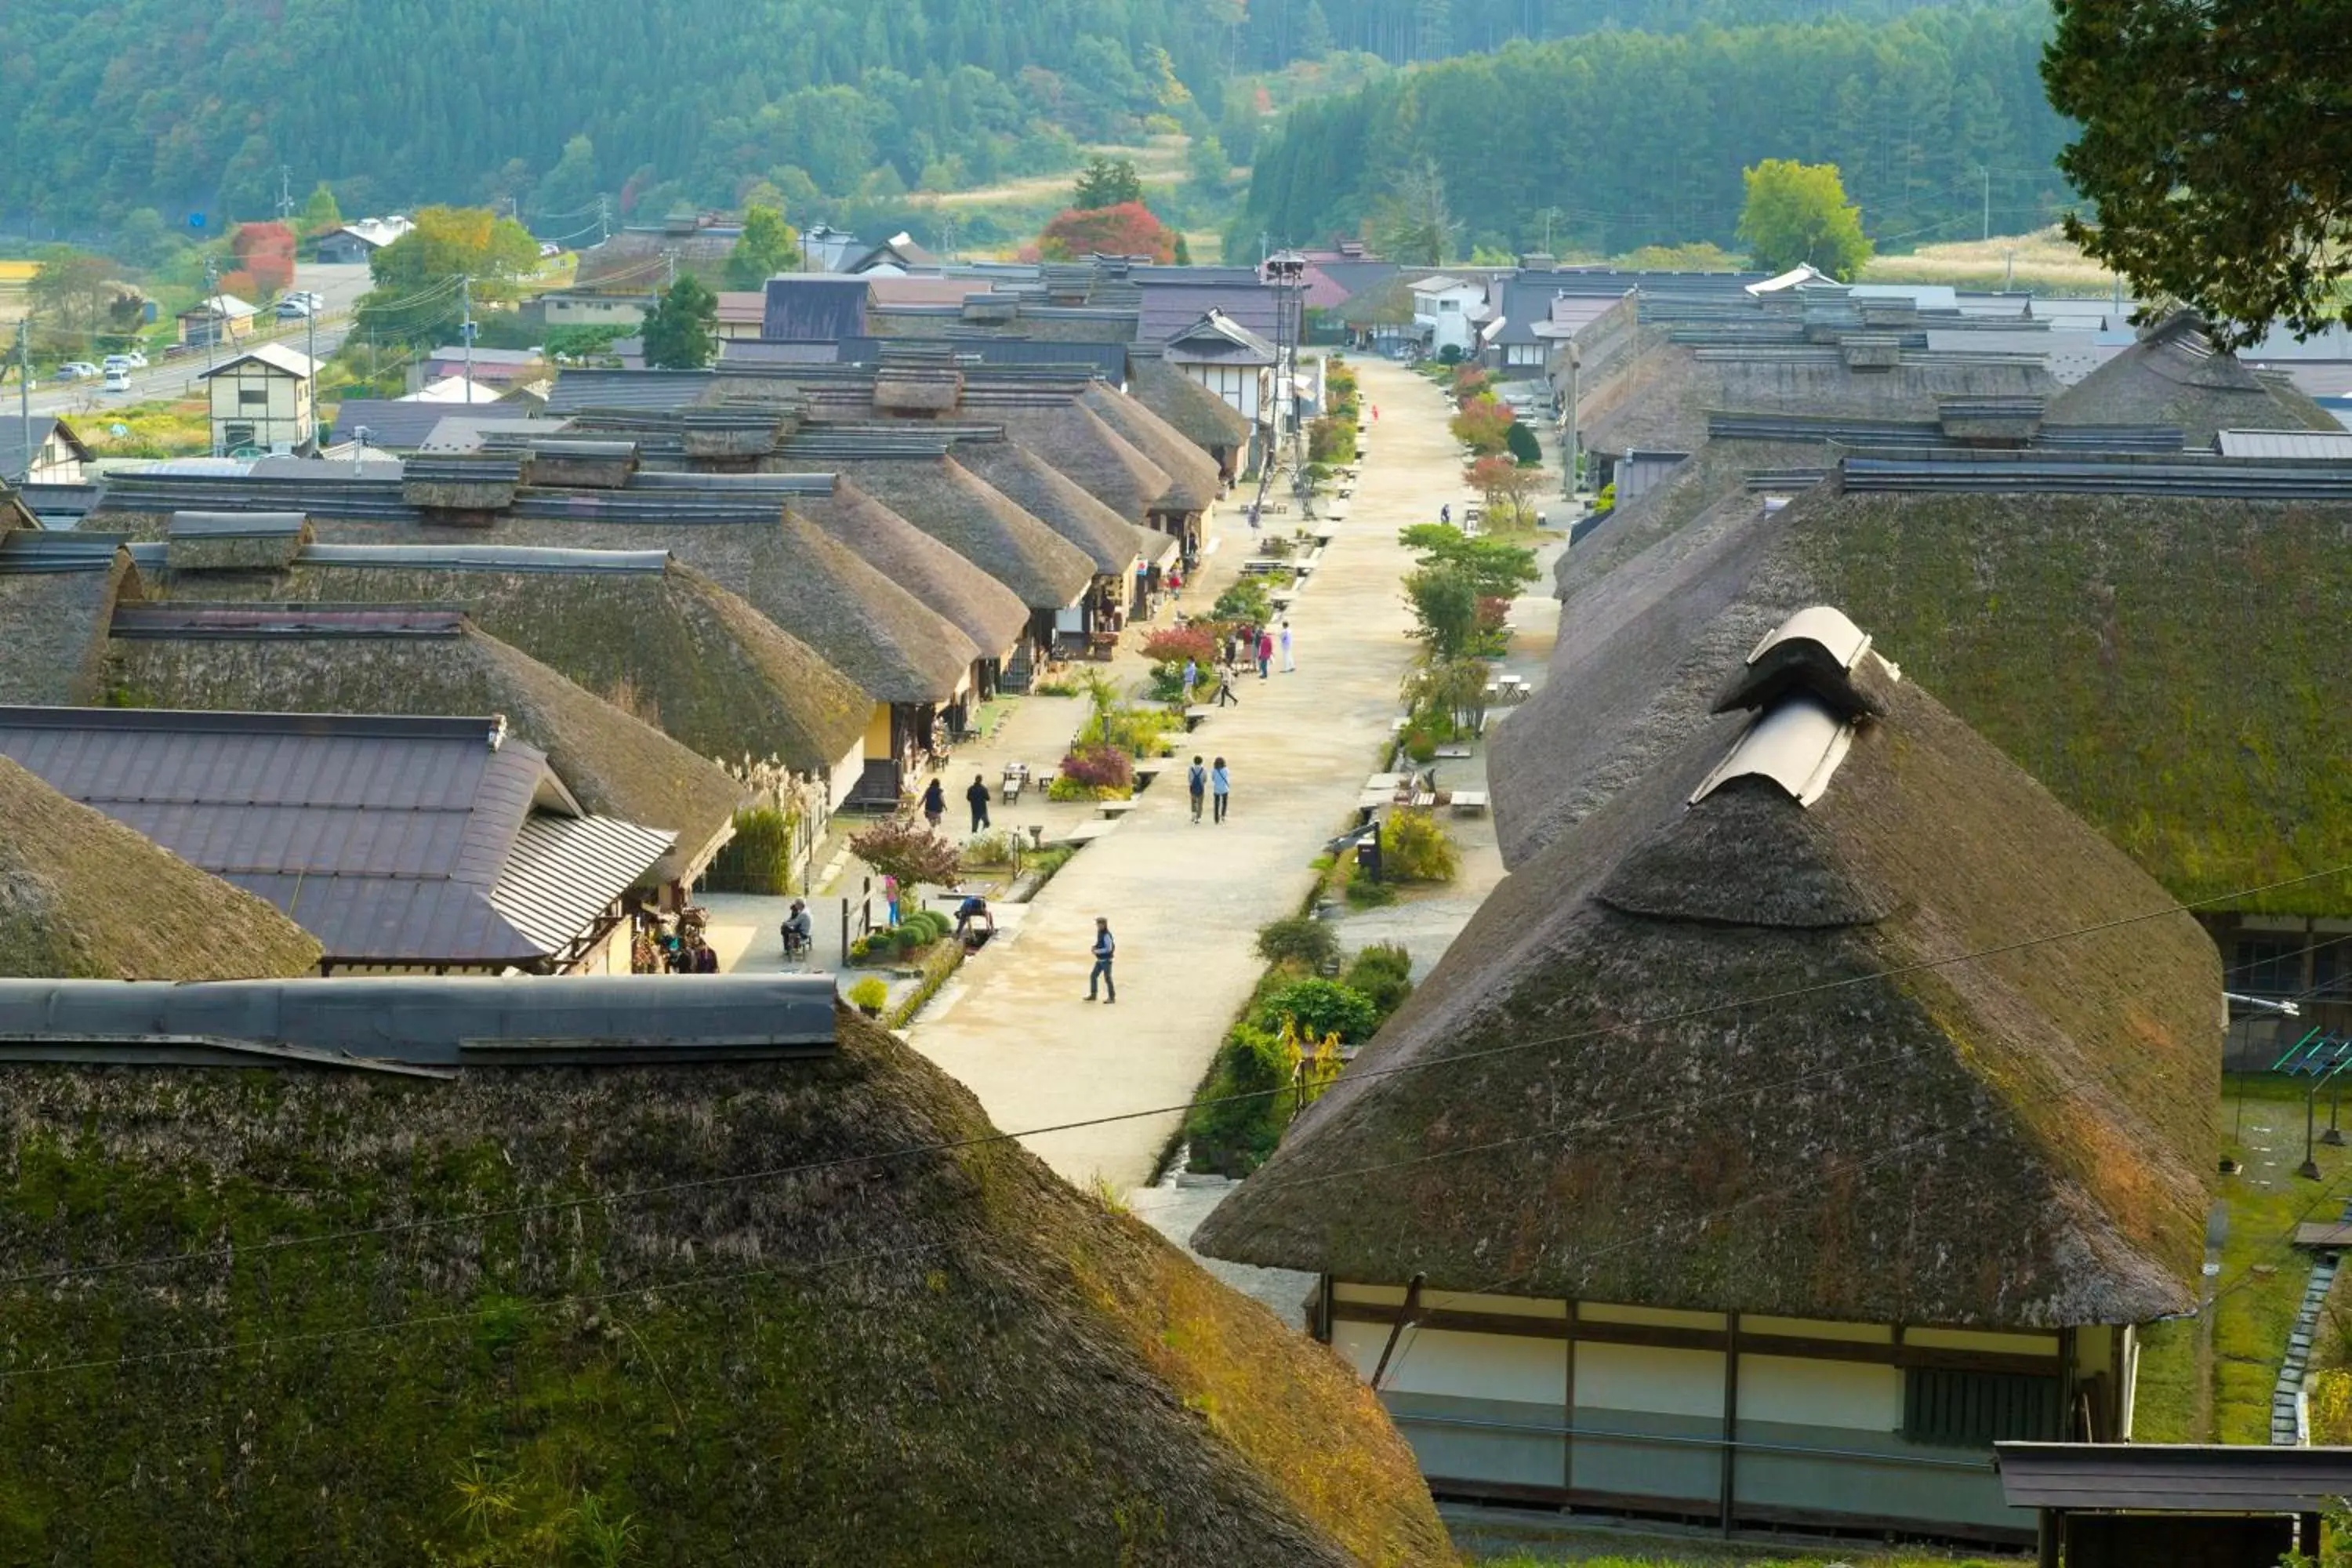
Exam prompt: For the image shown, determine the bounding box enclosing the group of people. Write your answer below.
[634,907,720,975]
[920,774,998,837]
[1218,620,1294,684]
[1185,754,1232,824]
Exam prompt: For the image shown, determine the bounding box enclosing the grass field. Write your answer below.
[1860,227,2119,297]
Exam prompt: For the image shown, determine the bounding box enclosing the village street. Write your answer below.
[902,358,1468,1191]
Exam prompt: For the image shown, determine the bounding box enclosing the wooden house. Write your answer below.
[200,343,317,455]
[1196,607,2219,1545]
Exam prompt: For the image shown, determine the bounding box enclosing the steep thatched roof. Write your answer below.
[1499,477,2352,916]
[952,440,1148,574]
[107,611,748,887]
[789,477,1030,659]
[1200,626,2216,1328]
[818,457,1095,611]
[991,401,1175,521]
[1559,436,1820,596]
[1079,385,1224,512]
[2046,314,2342,445]
[137,544,877,771]
[0,530,139,704]
[0,1005,1455,1565]
[1127,358,1253,455]
[0,755,321,978]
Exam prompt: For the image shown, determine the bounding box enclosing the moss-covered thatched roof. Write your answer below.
[820,456,1095,612]
[0,533,138,705]
[2046,314,2341,445]
[0,1006,1454,1565]
[991,401,1175,522]
[107,612,748,887]
[1079,385,1224,512]
[1127,358,1253,455]
[1200,645,2217,1328]
[952,440,1149,575]
[1497,479,2352,917]
[789,478,1031,659]
[136,545,876,772]
[0,755,321,978]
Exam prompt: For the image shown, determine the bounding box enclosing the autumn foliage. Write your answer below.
[1037,201,1176,263]
[231,222,296,295]
[1448,394,1515,456]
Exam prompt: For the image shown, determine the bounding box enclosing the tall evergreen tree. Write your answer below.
[641,274,719,368]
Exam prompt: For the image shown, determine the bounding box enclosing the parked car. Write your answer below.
[102,369,132,393]
[120,350,147,368]
[275,296,314,318]
[100,354,134,372]
[56,361,98,381]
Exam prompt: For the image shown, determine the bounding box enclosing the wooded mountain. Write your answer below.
[4,0,2002,229]
[1240,3,2071,259]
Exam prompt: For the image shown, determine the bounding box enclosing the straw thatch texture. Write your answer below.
[0,755,321,978]
[109,619,748,887]
[143,547,876,773]
[1127,358,1253,457]
[789,479,1029,659]
[0,546,134,705]
[1199,670,2217,1328]
[1497,481,2352,917]
[2046,317,2341,445]
[992,402,1174,521]
[0,1007,1455,1566]
[953,441,1149,574]
[1079,386,1224,512]
[1559,437,1820,595]
[163,513,311,572]
[824,457,1095,611]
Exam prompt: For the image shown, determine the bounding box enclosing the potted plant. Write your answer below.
[848,977,888,1018]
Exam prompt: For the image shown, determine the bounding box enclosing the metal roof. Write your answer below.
[298,542,673,574]
[1748,605,1871,671]
[1994,1443,2352,1514]
[2215,428,2352,459]
[168,510,305,539]
[110,604,470,639]
[199,343,318,379]
[0,974,836,1069]
[1690,693,1853,808]
[0,529,122,574]
[488,812,674,954]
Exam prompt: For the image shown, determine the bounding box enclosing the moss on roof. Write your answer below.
[1080,386,1225,512]
[0,756,321,979]
[0,1007,1454,1565]
[789,477,1032,659]
[1127,358,1253,454]
[2047,317,2343,445]
[826,456,1098,611]
[0,545,136,705]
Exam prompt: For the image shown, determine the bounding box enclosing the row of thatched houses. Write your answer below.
[1192,307,2352,1545]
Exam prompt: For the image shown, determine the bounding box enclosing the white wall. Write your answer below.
[1334,1321,1567,1404]
[1740,1354,1901,1431]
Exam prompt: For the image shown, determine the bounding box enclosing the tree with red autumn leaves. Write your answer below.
[1036,201,1175,263]
[1448,394,1515,456]
[231,221,297,296]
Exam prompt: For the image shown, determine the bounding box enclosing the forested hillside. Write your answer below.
[1241,4,2071,258]
[3,0,1998,230]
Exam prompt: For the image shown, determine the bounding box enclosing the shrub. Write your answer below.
[1212,578,1272,623]
[1437,343,1462,365]
[1185,1022,1293,1174]
[849,814,963,887]
[848,977,888,1014]
[1382,808,1461,882]
[891,926,924,958]
[1255,914,1338,970]
[1308,415,1356,464]
[1342,869,1397,907]
[1056,743,1134,797]
[1405,564,1479,658]
[1504,419,1543,466]
[1141,626,1218,667]
[1256,978,1380,1044]
[705,804,799,893]
[1343,942,1415,1018]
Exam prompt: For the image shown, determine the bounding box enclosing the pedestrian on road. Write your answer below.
[1255,629,1273,679]
[1086,916,1117,1003]
[884,873,901,927]
[1187,753,1207,822]
[920,776,946,830]
[1372,403,1380,423]
[1215,656,1240,706]
[1279,619,1294,673]
[966,773,992,835]
[1210,756,1231,823]
[1181,657,1198,705]
[1440,503,1451,526]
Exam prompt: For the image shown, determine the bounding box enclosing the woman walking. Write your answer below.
[920,775,946,830]
[1210,756,1231,823]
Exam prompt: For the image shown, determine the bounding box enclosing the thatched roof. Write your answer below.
[819,457,1095,611]
[0,530,139,704]
[1079,385,1224,512]
[789,478,1030,659]
[1200,619,2216,1328]
[1499,476,2352,917]
[2046,314,2342,445]
[0,755,321,978]
[1558,436,1819,597]
[990,401,1175,522]
[137,543,877,771]
[1127,358,1253,455]
[107,609,748,887]
[0,1005,1454,1565]
[951,440,1147,575]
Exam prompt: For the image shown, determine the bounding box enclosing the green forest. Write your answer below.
[1239,2,2071,258]
[2,0,2013,238]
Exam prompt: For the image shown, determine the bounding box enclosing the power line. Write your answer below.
[6,861,2343,1294]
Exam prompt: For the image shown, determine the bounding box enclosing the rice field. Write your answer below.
[1861,227,2121,297]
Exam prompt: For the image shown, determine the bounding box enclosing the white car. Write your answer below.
[275,296,314,318]
[56,361,99,380]
[102,369,132,393]
[120,350,148,368]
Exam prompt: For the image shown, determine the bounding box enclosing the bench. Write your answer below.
[1097,798,1139,820]
[1041,819,1117,847]
[1184,705,1214,729]
[1131,761,1170,790]
[1450,789,1490,815]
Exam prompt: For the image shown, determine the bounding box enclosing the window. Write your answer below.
[222,423,256,450]
[1902,1368,2062,1448]
[238,387,269,406]
[2312,935,2352,999]
[2234,937,2305,997]
[1438,298,1460,313]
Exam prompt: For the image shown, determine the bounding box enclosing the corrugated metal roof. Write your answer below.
[111,604,470,639]
[2215,428,2352,459]
[0,974,837,1068]
[299,542,673,574]
[168,510,306,539]
[0,529,122,574]
[488,812,673,953]
[762,275,871,342]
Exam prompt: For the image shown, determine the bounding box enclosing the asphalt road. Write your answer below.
[19,263,373,418]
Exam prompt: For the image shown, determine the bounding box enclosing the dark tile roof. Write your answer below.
[1135,278,1300,350]
[0,707,668,968]
[0,416,86,480]
[763,276,871,342]
[326,399,463,452]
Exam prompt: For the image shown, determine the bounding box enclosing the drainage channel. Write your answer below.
[2273,1200,2352,1445]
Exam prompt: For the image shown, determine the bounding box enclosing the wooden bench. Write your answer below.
[1042,819,1117,848]
[1097,798,1140,820]
[1184,705,1214,729]
[1450,789,1490,815]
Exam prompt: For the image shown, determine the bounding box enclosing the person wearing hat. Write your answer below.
[1085,916,1116,1004]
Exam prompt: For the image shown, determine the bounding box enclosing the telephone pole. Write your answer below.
[201,257,220,373]
[597,194,611,245]
[459,275,475,405]
[1980,166,1991,243]
[278,165,295,223]
[13,319,30,486]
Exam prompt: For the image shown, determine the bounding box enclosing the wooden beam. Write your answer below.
[1720,1311,1740,1536]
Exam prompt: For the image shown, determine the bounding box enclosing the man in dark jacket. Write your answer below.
[966,773,992,834]
[1085,917,1116,1004]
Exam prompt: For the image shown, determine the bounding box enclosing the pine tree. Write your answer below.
[641,274,718,368]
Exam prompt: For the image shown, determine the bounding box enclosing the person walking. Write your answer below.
[1279,619,1294,673]
[1085,916,1116,1003]
[1215,655,1240,706]
[1181,657,1198,706]
[1440,503,1451,526]
[1210,756,1231,823]
[1186,753,1207,823]
[920,775,946,830]
[965,772,992,835]
[1255,628,1273,679]
[883,873,901,927]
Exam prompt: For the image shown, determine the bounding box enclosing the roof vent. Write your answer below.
[1690,693,1852,808]
[1713,605,1898,721]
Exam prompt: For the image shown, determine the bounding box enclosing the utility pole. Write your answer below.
[663,249,677,289]
[1980,166,1991,243]
[201,257,220,373]
[459,275,474,405]
[278,165,295,223]
[13,319,29,486]
[304,289,318,447]
[597,194,610,245]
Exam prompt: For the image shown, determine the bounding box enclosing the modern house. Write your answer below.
[199,343,317,455]
[540,292,652,330]
[312,216,416,265]
[1163,309,1279,431]
[176,292,260,348]
[1198,608,2217,1545]
[0,706,678,975]
[1410,274,1488,358]
[0,414,90,484]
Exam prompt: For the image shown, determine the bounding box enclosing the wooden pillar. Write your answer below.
[2036,1509,2060,1568]
[1561,1299,1577,1508]
[2303,1512,2323,1559]
[1719,1311,1740,1535]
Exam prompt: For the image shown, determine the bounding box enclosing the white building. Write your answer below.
[201,344,318,456]
[1411,274,1489,357]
